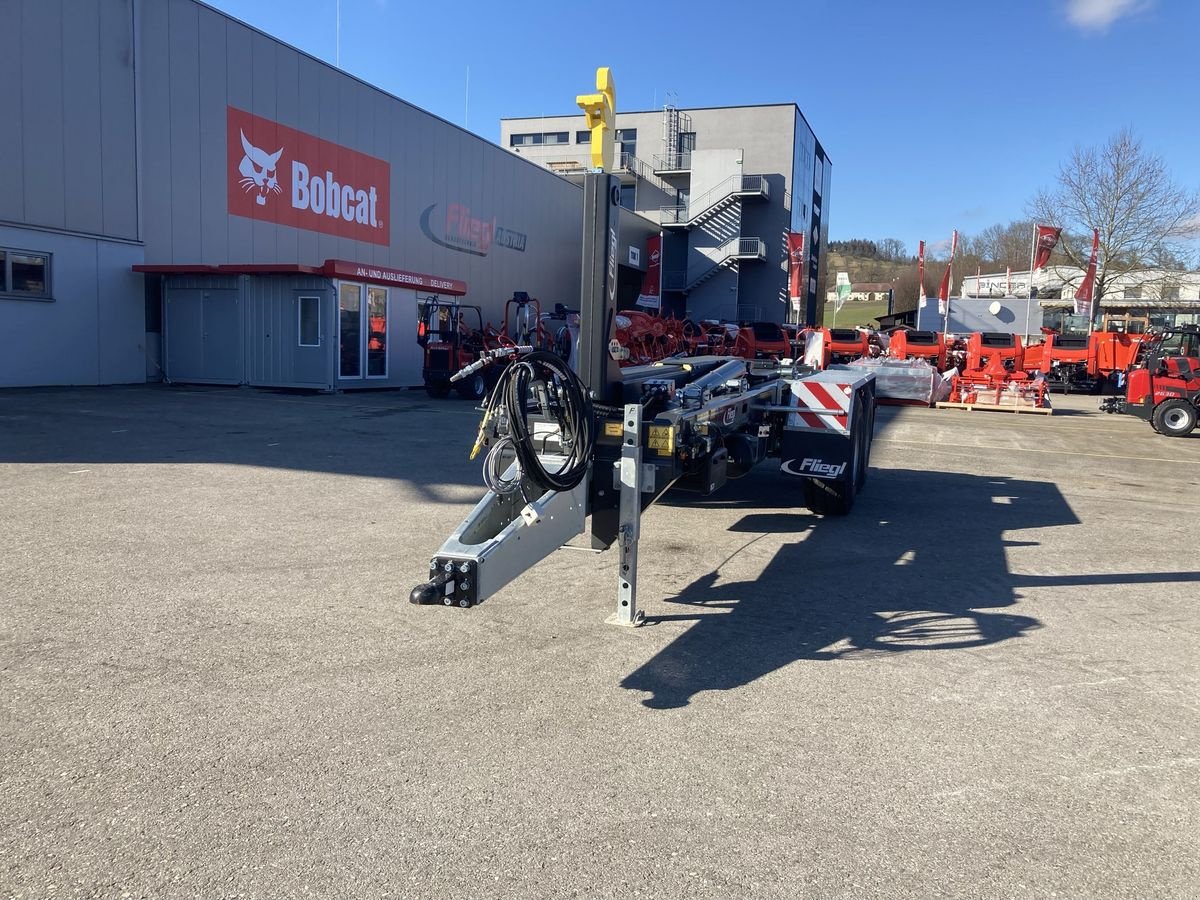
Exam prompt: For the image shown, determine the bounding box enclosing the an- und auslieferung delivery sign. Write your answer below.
[227,106,390,246]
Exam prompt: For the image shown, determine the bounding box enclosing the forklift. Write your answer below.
[1100,324,1200,437]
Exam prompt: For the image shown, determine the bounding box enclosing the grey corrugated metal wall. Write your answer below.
[0,0,140,239]
[244,276,336,389]
[138,0,584,327]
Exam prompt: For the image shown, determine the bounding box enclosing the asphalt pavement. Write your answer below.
[1,384,1197,899]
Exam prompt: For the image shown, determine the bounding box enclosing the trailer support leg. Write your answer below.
[608,402,645,627]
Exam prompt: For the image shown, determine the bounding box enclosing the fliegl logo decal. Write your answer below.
[782,457,847,479]
[420,203,527,257]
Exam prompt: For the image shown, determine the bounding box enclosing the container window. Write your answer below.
[339,282,362,378]
[366,287,387,377]
[298,296,320,347]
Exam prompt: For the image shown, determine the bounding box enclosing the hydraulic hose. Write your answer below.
[484,350,595,494]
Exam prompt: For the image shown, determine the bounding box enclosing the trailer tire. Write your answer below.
[1151,399,1197,437]
[856,395,873,491]
[425,381,451,399]
[456,373,488,401]
[803,398,863,516]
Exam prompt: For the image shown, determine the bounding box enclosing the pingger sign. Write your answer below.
[227,106,390,247]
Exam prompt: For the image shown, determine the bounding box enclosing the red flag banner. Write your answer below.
[918,240,927,306]
[938,229,958,314]
[786,232,805,310]
[635,234,662,309]
[1033,225,1062,271]
[1074,228,1100,319]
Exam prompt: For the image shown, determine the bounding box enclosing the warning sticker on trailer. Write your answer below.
[647,426,674,456]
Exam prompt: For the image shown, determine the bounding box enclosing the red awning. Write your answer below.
[133,259,467,296]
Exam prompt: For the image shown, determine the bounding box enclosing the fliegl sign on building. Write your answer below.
[227,107,390,246]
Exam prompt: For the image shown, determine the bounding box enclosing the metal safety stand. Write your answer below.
[607,402,645,627]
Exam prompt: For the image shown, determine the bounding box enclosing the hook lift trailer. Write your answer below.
[409,174,878,625]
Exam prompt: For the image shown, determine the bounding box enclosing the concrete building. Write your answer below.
[962,267,1200,328]
[2,0,654,389]
[500,104,831,326]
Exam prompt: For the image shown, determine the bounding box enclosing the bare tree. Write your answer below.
[876,238,907,262]
[967,220,1039,271]
[1029,129,1200,305]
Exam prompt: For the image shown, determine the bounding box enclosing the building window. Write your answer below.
[619,183,636,211]
[1160,286,1180,301]
[543,132,569,145]
[1123,287,1143,300]
[509,133,542,146]
[576,130,590,144]
[616,128,637,158]
[0,248,52,299]
[677,132,695,168]
[298,296,321,347]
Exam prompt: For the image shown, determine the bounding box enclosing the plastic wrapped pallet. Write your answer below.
[844,356,941,405]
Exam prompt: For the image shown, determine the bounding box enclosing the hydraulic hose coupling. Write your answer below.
[450,345,534,382]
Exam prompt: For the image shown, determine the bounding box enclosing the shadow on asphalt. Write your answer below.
[0,384,486,503]
[622,467,1082,709]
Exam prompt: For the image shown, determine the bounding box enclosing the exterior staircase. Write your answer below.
[659,174,769,229]
[662,237,767,293]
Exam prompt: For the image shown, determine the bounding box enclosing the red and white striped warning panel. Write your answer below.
[788,381,853,433]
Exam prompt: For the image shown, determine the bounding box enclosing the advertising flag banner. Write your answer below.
[635,234,663,309]
[1074,228,1100,319]
[787,232,805,310]
[835,273,852,311]
[938,229,958,314]
[1033,224,1062,270]
[918,240,927,307]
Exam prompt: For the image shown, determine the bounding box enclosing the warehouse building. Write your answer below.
[501,104,831,326]
[1,0,653,389]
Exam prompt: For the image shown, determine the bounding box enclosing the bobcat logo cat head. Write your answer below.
[237,130,283,206]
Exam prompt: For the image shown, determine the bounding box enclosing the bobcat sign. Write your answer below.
[227,107,390,246]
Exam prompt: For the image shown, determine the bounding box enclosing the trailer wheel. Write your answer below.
[803,398,863,516]
[1151,399,1197,437]
[456,372,488,401]
[856,395,872,492]
[425,381,451,399]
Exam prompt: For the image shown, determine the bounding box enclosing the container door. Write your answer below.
[165,287,241,384]
[201,290,242,382]
[164,289,205,382]
[293,292,328,385]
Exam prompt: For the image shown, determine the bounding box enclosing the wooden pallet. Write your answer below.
[935,401,1053,415]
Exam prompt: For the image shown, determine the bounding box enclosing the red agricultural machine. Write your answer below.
[888,329,947,369]
[820,327,872,367]
[1022,324,1148,394]
[418,292,552,400]
[418,299,493,399]
[942,332,1049,412]
[1100,324,1200,436]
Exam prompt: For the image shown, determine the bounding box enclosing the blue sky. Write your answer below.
[207,0,1199,256]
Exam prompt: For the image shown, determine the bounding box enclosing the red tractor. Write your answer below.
[1101,324,1200,437]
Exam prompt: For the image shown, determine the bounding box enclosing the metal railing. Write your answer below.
[652,150,693,172]
[730,237,766,259]
[659,237,766,293]
[657,174,769,227]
